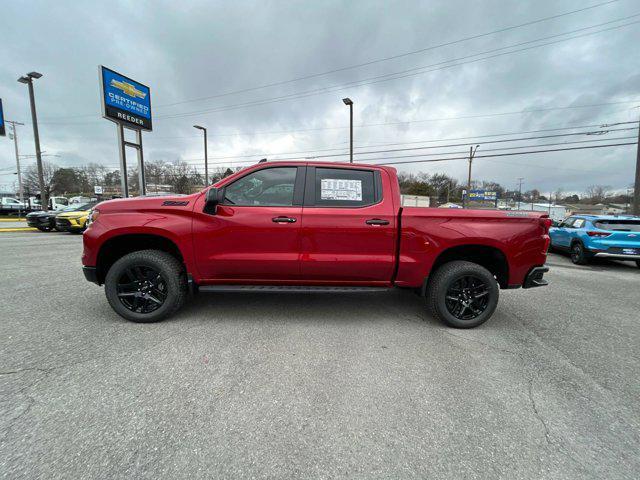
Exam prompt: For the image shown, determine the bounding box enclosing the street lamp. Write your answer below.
[342,98,353,163]
[18,71,47,210]
[193,125,208,186]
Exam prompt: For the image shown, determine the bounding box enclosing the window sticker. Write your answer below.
[320,179,362,201]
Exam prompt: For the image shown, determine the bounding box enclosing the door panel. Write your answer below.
[191,165,304,282]
[300,168,397,283]
[192,205,302,280]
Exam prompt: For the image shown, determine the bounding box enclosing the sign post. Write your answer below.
[99,66,152,197]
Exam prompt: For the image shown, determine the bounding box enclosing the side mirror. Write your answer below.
[204,187,223,214]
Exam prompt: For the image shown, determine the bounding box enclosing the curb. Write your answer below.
[0,227,37,232]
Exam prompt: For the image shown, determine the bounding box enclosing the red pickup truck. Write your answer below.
[82,162,550,328]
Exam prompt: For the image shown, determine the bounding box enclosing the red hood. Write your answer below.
[96,193,201,212]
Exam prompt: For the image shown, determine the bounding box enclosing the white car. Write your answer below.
[0,197,27,213]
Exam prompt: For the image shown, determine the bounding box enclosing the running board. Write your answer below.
[198,285,389,294]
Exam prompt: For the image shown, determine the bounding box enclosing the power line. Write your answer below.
[296,127,637,160]
[173,126,639,165]
[376,142,636,166]
[88,134,637,170]
[184,136,640,168]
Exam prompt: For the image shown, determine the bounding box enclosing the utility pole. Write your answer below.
[18,72,46,211]
[6,121,25,204]
[465,145,479,208]
[517,177,524,210]
[633,113,640,215]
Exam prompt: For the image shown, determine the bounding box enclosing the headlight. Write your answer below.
[86,209,100,227]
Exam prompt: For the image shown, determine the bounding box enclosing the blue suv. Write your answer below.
[549,215,640,267]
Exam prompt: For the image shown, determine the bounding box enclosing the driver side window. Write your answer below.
[223,167,297,206]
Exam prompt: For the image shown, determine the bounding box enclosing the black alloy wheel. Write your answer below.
[444,275,490,321]
[426,260,499,328]
[570,243,588,265]
[104,250,188,323]
[116,265,168,314]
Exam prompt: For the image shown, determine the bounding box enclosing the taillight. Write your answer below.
[586,231,611,237]
[539,217,553,233]
[542,235,551,254]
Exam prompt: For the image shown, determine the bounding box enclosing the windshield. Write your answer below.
[68,202,97,212]
[593,220,640,232]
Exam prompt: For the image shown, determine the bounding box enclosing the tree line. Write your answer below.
[21,161,236,197]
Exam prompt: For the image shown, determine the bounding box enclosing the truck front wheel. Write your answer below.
[426,261,499,328]
[104,249,187,323]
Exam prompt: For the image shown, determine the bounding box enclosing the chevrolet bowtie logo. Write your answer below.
[110,79,147,99]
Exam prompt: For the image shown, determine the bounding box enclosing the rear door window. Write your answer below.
[593,220,640,232]
[309,168,377,207]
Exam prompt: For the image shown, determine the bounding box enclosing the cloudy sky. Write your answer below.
[1,0,638,195]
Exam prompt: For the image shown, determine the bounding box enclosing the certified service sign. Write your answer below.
[0,98,5,137]
[100,66,152,131]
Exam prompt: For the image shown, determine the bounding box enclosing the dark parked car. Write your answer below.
[26,210,58,231]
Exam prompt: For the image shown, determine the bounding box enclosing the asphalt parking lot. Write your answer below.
[1,232,639,479]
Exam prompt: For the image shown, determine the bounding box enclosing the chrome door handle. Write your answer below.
[365,218,389,226]
[272,216,297,223]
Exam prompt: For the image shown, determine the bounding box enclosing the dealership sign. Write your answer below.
[0,98,5,137]
[100,66,152,131]
[468,189,498,201]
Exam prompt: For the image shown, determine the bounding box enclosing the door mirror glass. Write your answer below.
[204,187,222,214]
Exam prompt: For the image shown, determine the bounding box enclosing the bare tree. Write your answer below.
[23,161,56,198]
[553,187,563,205]
[585,185,610,203]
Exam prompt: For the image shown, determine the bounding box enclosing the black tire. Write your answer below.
[635,260,640,269]
[105,250,187,323]
[37,226,50,232]
[426,261,499,328]
[570,242,589,265]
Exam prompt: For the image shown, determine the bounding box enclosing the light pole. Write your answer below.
[517,177,525,210]
[6,120,25,204]
[193,125,208,185]
[342,98,353,163]
[18,72,46,210]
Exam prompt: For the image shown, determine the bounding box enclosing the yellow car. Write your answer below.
[54,201,98,233]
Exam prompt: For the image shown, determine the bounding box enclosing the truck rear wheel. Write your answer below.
[426,261,499,328]
[104,249,187,323]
